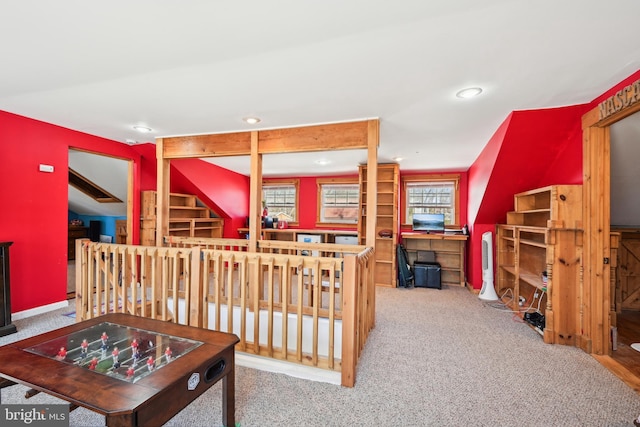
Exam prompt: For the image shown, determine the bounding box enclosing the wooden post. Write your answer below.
[365,121,378,248]
[341,254,357,387]
[126,160,135,245]
[156,138,171,247]
[582,126,611,354]
[189,246,203,327]
[75,239,89,320]
[366,120,378,327]
[249,131,262,253]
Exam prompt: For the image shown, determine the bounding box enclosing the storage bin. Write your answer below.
[414,263,441,289]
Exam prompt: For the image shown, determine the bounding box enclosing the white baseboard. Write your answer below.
[12,300,70,321]
[236,353,341,386]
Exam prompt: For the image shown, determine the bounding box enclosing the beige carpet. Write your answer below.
[1,286,639,426]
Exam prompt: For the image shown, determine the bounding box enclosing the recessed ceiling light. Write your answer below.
[391,156,404,162]
[456,87,483,99]
[243,117,261,125]
[315,159,331,165]
[133,125,152,133]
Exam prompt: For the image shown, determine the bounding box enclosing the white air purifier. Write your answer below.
[479,231,499,301]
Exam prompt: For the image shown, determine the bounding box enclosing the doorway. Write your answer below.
[607,110,640,378]
[582,77,640,389]
[67,149,133,298]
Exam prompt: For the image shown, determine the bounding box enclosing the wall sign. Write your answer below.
[598,78,640,120]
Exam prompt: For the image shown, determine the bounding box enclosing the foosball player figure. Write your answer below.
[88,357,98,371]
[130,338,139,360]
[126,366,135,379]
[164,347,172,363]
[56,347,67,360]
[147,356,155,372]
[80,339,89,358]
[100,332,109,350]
[112,347,120,369]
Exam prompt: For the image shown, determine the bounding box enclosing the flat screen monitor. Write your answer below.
[412,213,445,233]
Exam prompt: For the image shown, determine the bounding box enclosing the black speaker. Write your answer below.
[89,220,101,242]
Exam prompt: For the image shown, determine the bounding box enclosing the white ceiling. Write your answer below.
[2,1,640,178]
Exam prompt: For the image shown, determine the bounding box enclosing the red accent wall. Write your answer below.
[466,68,640,290]
[0,111,141,313]
[466,106,587,289]
[171,158,250,236]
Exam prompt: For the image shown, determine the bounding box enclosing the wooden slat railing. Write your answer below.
[75,238,374,387]
[164,235,250,251]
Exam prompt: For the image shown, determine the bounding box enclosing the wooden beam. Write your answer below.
[258,121,371,154]
[159,120,373,159]
[161,132,252,159]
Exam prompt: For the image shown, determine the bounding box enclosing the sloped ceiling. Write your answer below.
[1,1,640,177]
[2,2,637,220]
[68,150,128,216]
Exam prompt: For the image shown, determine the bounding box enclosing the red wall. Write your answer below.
[466,106,587,289]
[0,111,141,313]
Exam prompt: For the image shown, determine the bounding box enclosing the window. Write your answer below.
[402,174,460,227]
[262,180,298,223]
[317,180,360,225]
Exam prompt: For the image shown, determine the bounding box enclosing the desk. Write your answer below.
[0,313,239,427]
[401,233,468,287]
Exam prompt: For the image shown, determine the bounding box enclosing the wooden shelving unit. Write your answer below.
[358,163,399,287]
[141,191,224,246]
[496,185,582,345]
[68,225,88,260]
[401,233,467,287]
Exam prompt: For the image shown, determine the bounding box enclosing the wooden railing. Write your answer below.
[75,238,374,387]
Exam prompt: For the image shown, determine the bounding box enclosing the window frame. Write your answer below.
[262,179,300,226]
[400,174,461,228]
[316,177,360,228]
